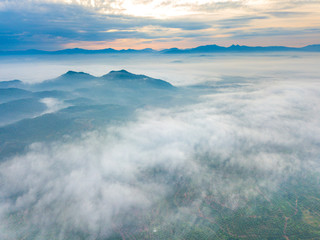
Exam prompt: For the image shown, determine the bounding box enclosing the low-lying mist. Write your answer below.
[0,53,320,239]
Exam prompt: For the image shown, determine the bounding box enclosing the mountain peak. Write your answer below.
[62,71,91,76]
[109,69,130,74]
[101,70,175,89]
[0,79,24,88]
[56,71,95,80]
[102,69,137,79]
[36,70,96,88]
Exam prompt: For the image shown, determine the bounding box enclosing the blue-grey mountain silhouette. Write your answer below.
[0,80,24,88]
[1,44,319,56]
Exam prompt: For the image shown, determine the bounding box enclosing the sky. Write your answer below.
[0,0,320,50]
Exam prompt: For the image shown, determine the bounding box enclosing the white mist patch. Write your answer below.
[0,75,320,238]
[40,97,68,113]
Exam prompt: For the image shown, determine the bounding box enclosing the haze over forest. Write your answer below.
[1,52,320,239]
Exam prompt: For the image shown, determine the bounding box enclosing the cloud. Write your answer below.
[40,97,69,113]
[0,2,213,50]
[1,72,320,238]
[0,3,144,50]
[227,27,320,39]
[215,16,270,29]
[265,10,311,18]
[1,0,319,50]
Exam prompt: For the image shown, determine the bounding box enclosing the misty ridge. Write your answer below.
[0,69,175,127]
[1,54,320,239]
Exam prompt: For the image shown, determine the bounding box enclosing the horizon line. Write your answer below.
[1,43,320,53]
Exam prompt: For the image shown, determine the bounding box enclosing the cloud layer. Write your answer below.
[0,0,319,50]
[1,73,320,239]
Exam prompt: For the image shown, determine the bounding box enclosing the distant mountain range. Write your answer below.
[1,44,319,55]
